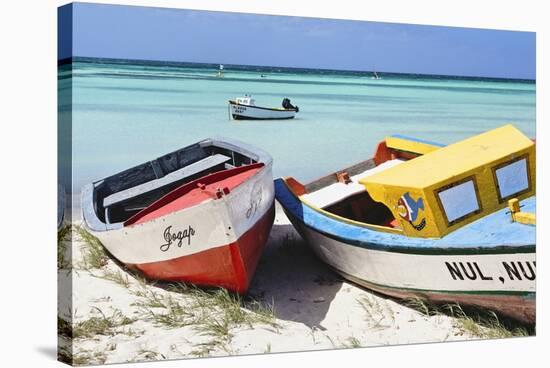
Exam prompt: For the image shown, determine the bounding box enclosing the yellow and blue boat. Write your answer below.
[275,125,535,323]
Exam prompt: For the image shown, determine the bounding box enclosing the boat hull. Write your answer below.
[291,216,534,322]
[229,101,296,120]
[344,271,534,324]
[128,202,275,293]
[83,150,275,294]
[275,178,536,323]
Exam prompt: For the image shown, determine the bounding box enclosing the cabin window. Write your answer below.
[435,176,481,225]
[492,156,531,202]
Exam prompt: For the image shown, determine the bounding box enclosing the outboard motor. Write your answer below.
[282,98,299,112]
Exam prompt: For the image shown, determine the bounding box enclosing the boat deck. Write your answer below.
[125,164,263,226]
[301,159,404,208]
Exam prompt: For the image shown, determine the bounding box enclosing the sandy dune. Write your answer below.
[58,205,478,365]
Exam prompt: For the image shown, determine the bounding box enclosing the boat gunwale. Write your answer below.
[275,178,535,256]
[304,158,378,193]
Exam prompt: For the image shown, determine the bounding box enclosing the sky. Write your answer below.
[58,2,536,79]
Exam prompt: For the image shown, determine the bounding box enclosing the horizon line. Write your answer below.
[58,55,536,82]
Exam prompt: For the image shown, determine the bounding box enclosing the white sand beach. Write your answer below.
[58,205,514,366]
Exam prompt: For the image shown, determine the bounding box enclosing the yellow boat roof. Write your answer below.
[359,125,533,189]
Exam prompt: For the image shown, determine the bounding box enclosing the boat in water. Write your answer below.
[81,138,275,294]
[371,65,381,80]
[275,125,536,323]
[228,96,299,120]
[216,64,224,78]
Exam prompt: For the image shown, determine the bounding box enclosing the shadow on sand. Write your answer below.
[249,221,344,330]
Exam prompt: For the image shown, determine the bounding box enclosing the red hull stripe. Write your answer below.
[128,203,275,294]
[235,203,275,292]
[125,163,264,226]
[370,281,535,324]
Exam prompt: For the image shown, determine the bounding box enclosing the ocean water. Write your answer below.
[58,58,536,193]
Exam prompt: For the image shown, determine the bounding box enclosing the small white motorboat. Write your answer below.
[228,96,299,120]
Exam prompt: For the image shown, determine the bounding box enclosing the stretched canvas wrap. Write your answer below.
[57,2,536,366]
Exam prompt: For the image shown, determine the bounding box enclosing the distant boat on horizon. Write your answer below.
[64,57,535,83]
[216,64,224,78]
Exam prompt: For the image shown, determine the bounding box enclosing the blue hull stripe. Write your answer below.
[274,178,535,255]
[390,134,446,147]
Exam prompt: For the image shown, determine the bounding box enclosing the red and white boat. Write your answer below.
[81,138,275,294]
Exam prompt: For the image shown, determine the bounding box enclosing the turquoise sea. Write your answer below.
[58,58,535,193]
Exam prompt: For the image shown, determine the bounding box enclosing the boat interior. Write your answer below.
[94,142,259,225]
[287,135,447,230]
[291,126,536,236]
[300,159,404,229]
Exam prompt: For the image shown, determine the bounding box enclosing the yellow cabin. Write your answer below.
[359,125,536,238]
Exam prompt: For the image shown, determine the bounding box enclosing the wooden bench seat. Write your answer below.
[103,154,231,208]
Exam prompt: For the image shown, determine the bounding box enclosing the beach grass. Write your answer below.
[58,316,74,364]
[67,216,536,361]
[133,289,201,328]
[196,290,276,342]
[58,316,73,338]
[133,348,165,362]
[189,287,278,356]
[444,304,530,338]
[74,239,281,355]
[57,346,73,365]
[73,307,135,339]
[134,282,279,329]
[129,280,279,356]
[57,225,72,270]
[72,350,108,366]
[123,326,146,338]
[58,224,71,243]
[100,268,131,288]
[405,297,438,316]
[76,226,109,270]
[342,336,362,348]
[404,297,531,338]
[357,295,394,329]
